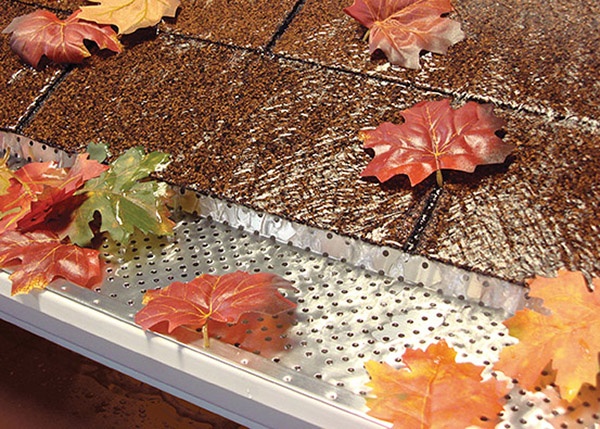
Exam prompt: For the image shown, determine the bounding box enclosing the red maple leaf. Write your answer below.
[209,311,297,357]
[2,9,122,67]
[494,270,600,402]
[19,154,108,232]
[0,230,102,295]
[344,0,464,68]
[149,311,297,358]
[365,341,508,428]
[0,154,108,234]
[135,271,296,347]
[0,160,56,234]
[359,99,514,186]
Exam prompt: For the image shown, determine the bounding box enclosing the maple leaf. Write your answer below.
[209,311,297,357]
[65,147,174,247]
[0,161,64,233]
[0,230,102,295]
[365,341,507,428]
[0,154,107,234]
[78,0,181,35]
[2,10,122,68]
[0,150,12,195]
[135,271,297,347]
[494,270,600,402]
[86,141,110,163]
[359,99,514,186]
[550,373,600,427]
[18,154,109,232]
[343,0,464,69]
[145,311,297,358]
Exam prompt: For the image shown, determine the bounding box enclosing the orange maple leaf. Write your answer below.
[365,341,507,428]
[494,270,600,402]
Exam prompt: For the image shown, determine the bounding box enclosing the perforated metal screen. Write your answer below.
[1,131,599,428]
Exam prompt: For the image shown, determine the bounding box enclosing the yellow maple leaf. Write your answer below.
[78,0,180,35]
[495,270,600,402]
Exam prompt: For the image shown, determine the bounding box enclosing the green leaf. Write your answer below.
[86,141,109,163]
[66,147,173,246]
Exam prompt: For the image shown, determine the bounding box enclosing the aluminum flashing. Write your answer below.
[1,132,599,428]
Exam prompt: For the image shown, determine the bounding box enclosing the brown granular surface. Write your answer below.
[18,0,80,11]
[417,113,600,283]
[0,2,65,129]
[275,0,600,119]
[23,34,434,247]
[160,0,298,48]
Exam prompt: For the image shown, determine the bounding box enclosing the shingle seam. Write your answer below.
[158,30,598,128]
[403,186,443,253]
[264,0,307,52]
[14,66,73,135]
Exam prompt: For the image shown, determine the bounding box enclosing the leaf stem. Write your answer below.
[202,324,210,348]
[362,29,370,42]
[436,170,444,188]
